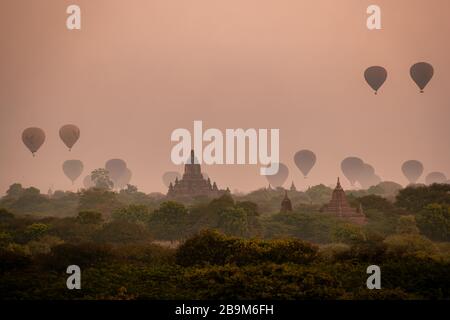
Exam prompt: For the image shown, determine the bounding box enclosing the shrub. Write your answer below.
[41,242,113,271]
[176,230,318,267]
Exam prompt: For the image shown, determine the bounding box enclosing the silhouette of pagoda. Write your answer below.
[322,177,367,225]
[290,181,297,191]
[167,150,226,198]
[280,190,293,213]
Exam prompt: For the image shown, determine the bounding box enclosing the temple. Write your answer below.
[280,190,293,213]
[322,177,367,225]
[290,181,297,191]
[167,150,227,199]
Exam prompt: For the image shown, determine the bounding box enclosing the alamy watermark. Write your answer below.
[171,121,280,176]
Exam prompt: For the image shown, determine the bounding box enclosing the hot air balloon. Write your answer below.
[105,159,127,185]
[368,174,382,188]
[115,168,132,190]
[341,157,364,186]
[364,66,387,94]
[357,163,378,189]
[294,150,316,178]
[59,124,80,151]
[425,172,447,185]
[62,160,84,184]
[162,171,182,188]
[83,175,94,189]
[22,127,46,156]
[265,163,289,188]
[401,160,424,184]
[410,62,434,93]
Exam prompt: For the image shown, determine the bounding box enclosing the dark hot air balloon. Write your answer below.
[294,150,316,178]
[63,160,83,184]
[59,124,80,151]
[265,163,289,188]
[162,171,182,188]
[364,66,387,94]
[105,159,127,185]
[401,160,424,184]
[22,127,46,156]
[341,157,364,186]
[410,62,434,93]
[425,172,447,185]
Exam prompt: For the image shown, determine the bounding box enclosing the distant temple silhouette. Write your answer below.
[280,190,293,213]
[290,181,297,191]
[322,177,367,225]
[167,150,227,198]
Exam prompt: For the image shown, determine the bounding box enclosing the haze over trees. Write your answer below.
[0,179,449,299]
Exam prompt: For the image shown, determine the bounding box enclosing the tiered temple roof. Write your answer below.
[167,150,226,199]
[280,190,293,213]
[323,177,367,225]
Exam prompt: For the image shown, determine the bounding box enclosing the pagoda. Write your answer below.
[167,150,226,199]
[280,190,293,213]
[290,181,297,191]
[323,177,367,225]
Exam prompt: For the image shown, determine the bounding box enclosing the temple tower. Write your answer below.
[280,190,293,213]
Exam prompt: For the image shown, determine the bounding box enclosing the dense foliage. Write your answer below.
[0,182,449,300]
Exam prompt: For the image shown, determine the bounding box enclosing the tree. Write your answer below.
[332,223,366,245]
[112,205,151,223]
[94,220,152,244]
[305,184,333,204]
[218,207,249,237]
[123,184,138,194]
[76,211,103,225]
[396,184,450,212]
[149,201,188,241]
[24,223,49,241]
[5,183,24,199]
[396,215,420,235]
[416,204,450,241]
[353,194,395,212]
[0,208,14,221]
[383,234,437,257]
[78,188,122,217]
[91,168,114,190]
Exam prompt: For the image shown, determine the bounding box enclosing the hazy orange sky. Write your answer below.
[1,0,449,194]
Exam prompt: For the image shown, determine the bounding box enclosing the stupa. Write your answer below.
[167,150,226,199]
[323,177,367,225]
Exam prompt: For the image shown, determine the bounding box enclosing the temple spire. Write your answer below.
[280,190,293,213]
[190,149,195,164]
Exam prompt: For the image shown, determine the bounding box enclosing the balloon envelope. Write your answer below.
[364,66,387,94]
[265,163,289,188]
[105,159,127,183]
[59,124,80,150]
[401,160,424,184]
[115,168,132,189]
[22,127,46,156]
[357,163,379,189]
[410,62,434,92]
[83,175,94,189]
[162,171,181,188]
[294,150,316,177]
[63,160,83,183]
[425,172,447,185]
[341,157,364,186]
